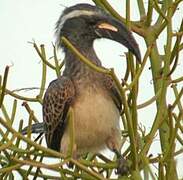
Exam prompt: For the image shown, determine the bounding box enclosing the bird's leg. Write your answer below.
[112,149,129,175]
[106,132,129,176]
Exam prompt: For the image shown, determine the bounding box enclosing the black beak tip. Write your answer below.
[135,49,141,64]
[130,40,141,64]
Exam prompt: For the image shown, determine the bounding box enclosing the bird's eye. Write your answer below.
[84,16,100,26]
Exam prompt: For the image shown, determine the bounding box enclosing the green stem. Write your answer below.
[0,117,65,159]
[67,107,75,157]
[137,0,146,17]
[36,45,47,103]
[33,42,55,69]
[53,43,61,77]
[145,0,153,27]
[0,66,9,108]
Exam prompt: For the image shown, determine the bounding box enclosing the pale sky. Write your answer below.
[0,0,183,178]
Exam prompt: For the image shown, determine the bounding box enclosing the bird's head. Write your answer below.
[56,3,141,62]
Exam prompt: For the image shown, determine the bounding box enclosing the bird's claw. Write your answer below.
[116,155,129,176]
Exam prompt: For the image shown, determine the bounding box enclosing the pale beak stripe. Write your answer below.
[98,23,118,32]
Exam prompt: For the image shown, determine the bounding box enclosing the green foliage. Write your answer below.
[0,0,183,179]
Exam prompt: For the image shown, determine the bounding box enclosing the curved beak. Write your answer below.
[95,19,141,63]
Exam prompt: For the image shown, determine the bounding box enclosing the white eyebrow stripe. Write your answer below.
[57,10,97,32]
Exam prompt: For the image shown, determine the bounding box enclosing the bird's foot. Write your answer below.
[116,155,129,175]
[68,161,74,169]
[114,149,129,176]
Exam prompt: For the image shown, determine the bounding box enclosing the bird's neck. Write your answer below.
[63,45,102,77]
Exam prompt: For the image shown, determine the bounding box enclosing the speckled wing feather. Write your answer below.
[103,75,122,112]
[43,76,75,151]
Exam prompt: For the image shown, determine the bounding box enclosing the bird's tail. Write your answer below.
[22,122,45,135]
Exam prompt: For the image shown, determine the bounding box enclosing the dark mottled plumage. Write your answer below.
[43,76,75,151]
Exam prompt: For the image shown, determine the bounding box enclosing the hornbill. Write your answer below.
[22,3,141,175]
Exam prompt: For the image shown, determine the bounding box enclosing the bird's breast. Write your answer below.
[66,84,120,155]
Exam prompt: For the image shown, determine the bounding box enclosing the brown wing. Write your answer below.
[103,75,122,112]
[43,76,75,151]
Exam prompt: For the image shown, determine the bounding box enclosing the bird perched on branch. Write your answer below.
[22,3,140,174]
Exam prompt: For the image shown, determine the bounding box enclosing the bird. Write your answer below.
[22,3,141,174]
